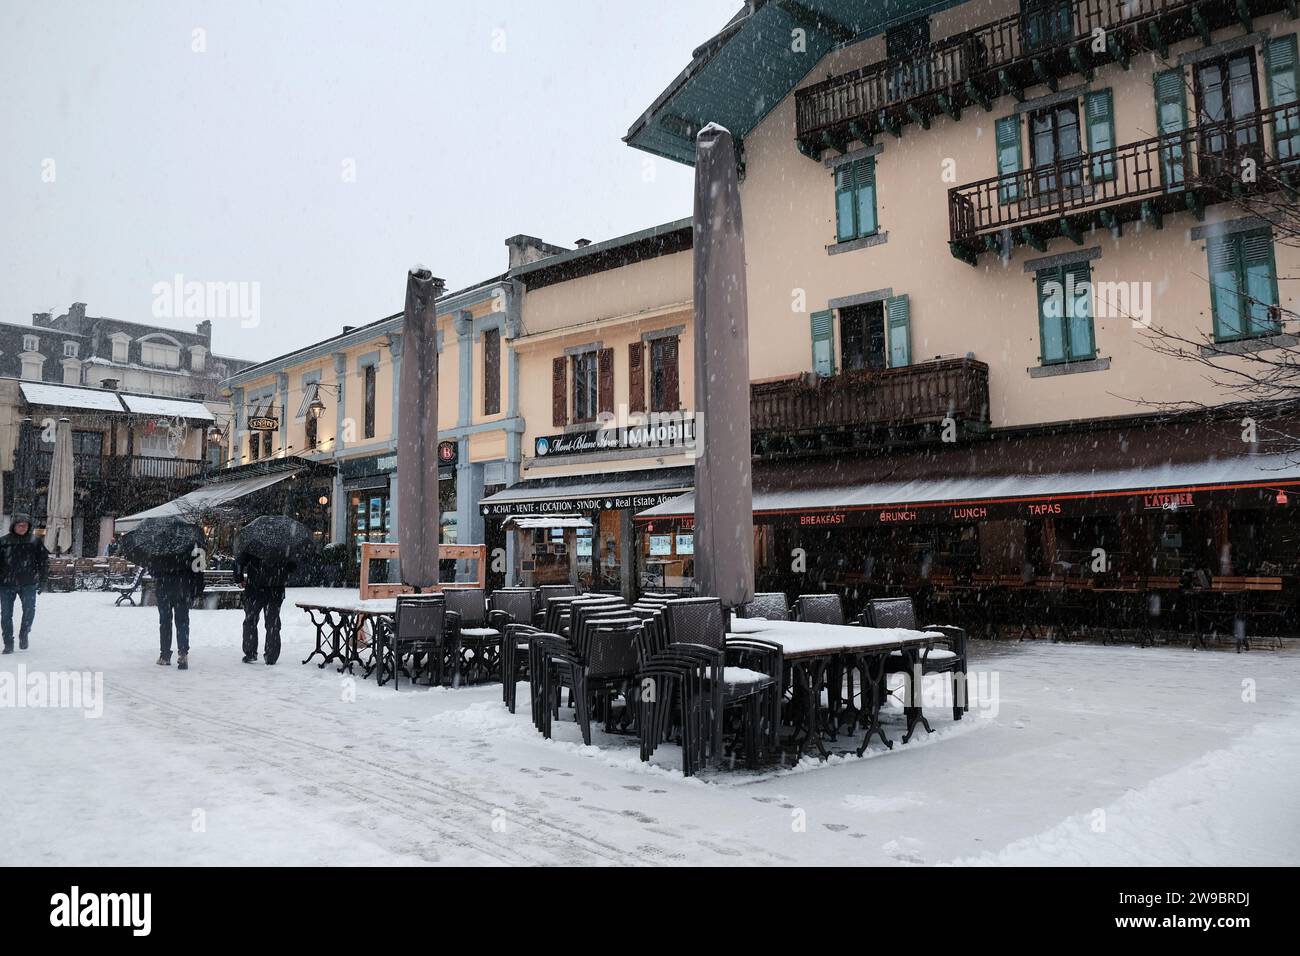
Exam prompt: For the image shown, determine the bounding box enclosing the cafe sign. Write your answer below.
[248,416,278,431]
[534,416,697,459]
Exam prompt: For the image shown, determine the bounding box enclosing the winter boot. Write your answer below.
[156,655,171,666]
[2,645,12,655]
[242,653,257,664]
[18,637,28,650]
[177,655,188,671]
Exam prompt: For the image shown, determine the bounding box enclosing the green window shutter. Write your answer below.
[996,115,1022,204]
[1036,267,1068,365]
[1207,235,1245,342]
[1085,89,1116,182]
[1064,261,1096,360]
[855,158,878,237]
[886,295,911,368]
[1154,69,1188,189]
[835,165,857,242]
[1266,35,1300,164]
[1241,229,1280,336]
[810,310,835,376]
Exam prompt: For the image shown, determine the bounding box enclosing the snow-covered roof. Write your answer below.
[119,394,215,421]
[20,382,126,413]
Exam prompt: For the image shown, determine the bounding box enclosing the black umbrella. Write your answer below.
[120,517,207,568]
[236,516,316,567]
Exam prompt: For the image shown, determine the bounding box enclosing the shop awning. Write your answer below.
[114,470,300,532]
[504,515,593,529]
[20,382,128,413]
[480,466,693,518]
[636,421,1300,526]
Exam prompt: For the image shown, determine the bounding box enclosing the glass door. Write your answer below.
[1030,101,1083,197]
[1196,51,1263,181]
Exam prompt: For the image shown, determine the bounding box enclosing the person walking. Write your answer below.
[234,552,293,665]
[152,555,204,669]
[0,514,48,653]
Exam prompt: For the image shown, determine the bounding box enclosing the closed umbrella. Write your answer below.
[397,268,446,590]
[236,516,316,568]
[45,418,75,553]
[692,123,755,610]
[120,516,206,568]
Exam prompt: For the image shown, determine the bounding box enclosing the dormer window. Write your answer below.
[110,332,131,364]
[140,336,182,368]
[63,341,78,358]
[22,335,38,352]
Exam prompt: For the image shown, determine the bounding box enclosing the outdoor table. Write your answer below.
[297,598,396,676]
[728,618,940,759]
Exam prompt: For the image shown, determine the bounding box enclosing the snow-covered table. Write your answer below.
[728,617,941,756]
[296,599,397,676]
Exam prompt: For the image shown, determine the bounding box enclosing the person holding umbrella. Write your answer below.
[234,516,316,665]
[120,517,207,670]
[0,513,49,653]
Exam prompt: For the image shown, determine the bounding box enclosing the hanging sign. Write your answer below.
[248,416,279,431]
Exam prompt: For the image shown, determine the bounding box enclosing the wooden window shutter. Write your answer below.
[995,115,1021,204]
[1085,89,1115,181]
[628,342,645,413]
[1267,35,1300,163]
[810,310,835,377]
[1154,68,1188,188]
[597,347,614,416]
[662,336,680,410]
[1241,229,1280,335]
[551,356,567,426]
[886,295,911,368]
[1064,261,1096,360]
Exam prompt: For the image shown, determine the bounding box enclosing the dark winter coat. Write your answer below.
[149,556,205,601]
[0,516,49,589]
[234,554,295,591]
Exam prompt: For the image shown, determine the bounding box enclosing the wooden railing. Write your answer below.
[750,357,989,435]
[33,451,206,481]
[949,101,1300,248]
[795,0,1290,144]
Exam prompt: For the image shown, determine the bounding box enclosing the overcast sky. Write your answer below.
[0,0,736,362]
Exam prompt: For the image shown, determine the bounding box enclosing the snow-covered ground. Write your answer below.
[2,588,1297,866]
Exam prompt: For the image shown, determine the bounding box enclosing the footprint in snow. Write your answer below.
[822,823,849,832]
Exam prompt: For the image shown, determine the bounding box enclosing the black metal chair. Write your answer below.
[864,596,969,723]
[533,585,579,627]
[384,596,459,689]
[443,588,498,682]
[794,593,846,625]
[545,621,643,745]
[737,591,791,621]
[489,588,537,707]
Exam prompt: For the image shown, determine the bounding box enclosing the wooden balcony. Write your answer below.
[795,0,1292,155]
[33,451,206,482]
[750,357,990,456]
[948,101,1300,262]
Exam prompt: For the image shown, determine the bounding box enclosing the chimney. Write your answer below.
[65,302,88,333]
[101,378,119,390]
[32,312,52,328]
[196,319,212,340]
[505,234,569,270]
[574,238,592,248]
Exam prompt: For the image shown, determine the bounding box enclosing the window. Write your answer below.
[840,303,886,372]
[834,157,877,242]
[140,431,177,458]
[363,364,376,439]
[248,432,260,462]
[1266,34,1300,163]
[482,327,501,416]
[1084,89,1116,181]
[141,340,181,368]
[649,336,680,411]
[189,346,207,372]
[1036,262,1095,365]
[22,335,38,352]
[1021,0,1072,52]
[572,350,599,423]
[1195,50,1261,178]
[62,341,78,358]
[1029,101,1082,195]
[810,310,835,377]
[996,115,1023,204]
[1208,228,1280,342]
[111,336,129,364]
[885,16,931,100]
[305,411,318,450]
[262,432,273,458]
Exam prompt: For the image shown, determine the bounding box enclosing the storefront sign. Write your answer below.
[438,440,458,466]
[338,451,452,485]
[248,416,278,431]
[482,490,684,518]
[534,417,697,458]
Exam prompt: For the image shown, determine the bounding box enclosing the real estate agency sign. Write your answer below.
[533,415,697,459]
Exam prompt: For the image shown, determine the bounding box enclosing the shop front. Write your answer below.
[337,450,456,580]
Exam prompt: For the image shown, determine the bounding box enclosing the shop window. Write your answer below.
[650,335,680,412]
[1035,261,1095,365]
[834,157,877,243]
[1208,228,1280,342]
[482,327,501,416]
[363,364,376,439]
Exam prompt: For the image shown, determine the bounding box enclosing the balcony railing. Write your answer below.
[33,451,206,481]
[795,0,1290,150]
[750,357,989,451]
[949,101,1300,261]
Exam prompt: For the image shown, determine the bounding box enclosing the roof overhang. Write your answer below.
[624,0,967,166]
